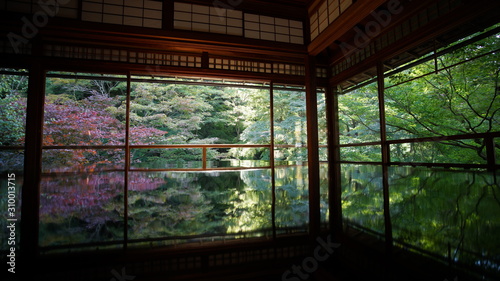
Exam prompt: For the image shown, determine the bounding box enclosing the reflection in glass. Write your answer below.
[275,165,309,233]
[389,167,500,272]
[274,147,308,164]
[131,148,203,169]
[0,150,24,174]
[42,149,125,173]
[39,172,125,248]
[341,164,385,235]
[127,170,272,243]
[320,162,329,226]
[390,141,486,165]
[340,145,381,162]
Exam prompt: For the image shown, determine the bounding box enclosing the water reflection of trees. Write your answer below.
[389,167,500,269]
[341,165,500,271]
[38,166,317,248]
[39,172,125,246]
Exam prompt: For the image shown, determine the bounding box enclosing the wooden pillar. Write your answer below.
[162,0,174,30]
[20,62,45,276]
[326,84,343,239]
[124,72,131,250]
[377,61,393,252]
[270,82,276,240]
[306,55,320,238]
[485,137,496,172]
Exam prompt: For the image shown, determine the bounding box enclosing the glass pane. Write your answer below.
[39,172,125,248]
[44,74,127,146]
[319,146,328,162]
[320,162,329,226]
[389,167,500,273]
[385,31,500,141]
[42,149,125,172]
[341,164,385,235]
[0,71,28,147]
[275,165,309,233]
[338,82,380,144]
[0,69,28,252]
[130,148,203,169]
[390,141,487,164]
[128,170,272,245]
[206,148,271,169]
[340,145,381,162]
[273,89,307,147]
[0,150,24,174]
[274,147,308,165]
[317,91,328,146]
[130,82,271,146]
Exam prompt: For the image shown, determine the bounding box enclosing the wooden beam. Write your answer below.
[326,0,439,65]
[330,0,500,85]
[308,0,388,55]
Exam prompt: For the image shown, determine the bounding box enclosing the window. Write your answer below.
[38,72,316,252]
[174,2,243,36]
[310,0,353,40]
[245,14,304,44]
[336,26,500,271]
[82,0,163,29]
[0,68,28,252]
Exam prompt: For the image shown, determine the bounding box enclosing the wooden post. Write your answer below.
[306,55,321,238]
[485,137,496,172]
[202,147,207,170]
[20,62,45,277]
[124,72,131,250]
[326,84,343,239]
[377,61,393,252]
[270,82,276,240]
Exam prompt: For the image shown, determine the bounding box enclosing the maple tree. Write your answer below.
[42,90,167,171]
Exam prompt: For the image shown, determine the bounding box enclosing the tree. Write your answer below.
[384,33,500,163]
[338,31,500,163]
[0,71,28,172]
[43,85,165,170]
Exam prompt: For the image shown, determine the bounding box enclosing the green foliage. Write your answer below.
[0,71,28,99]
[0,93,26,146]
[338,82,381,144]
[389,167,500,268]
[340,31,500,163]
